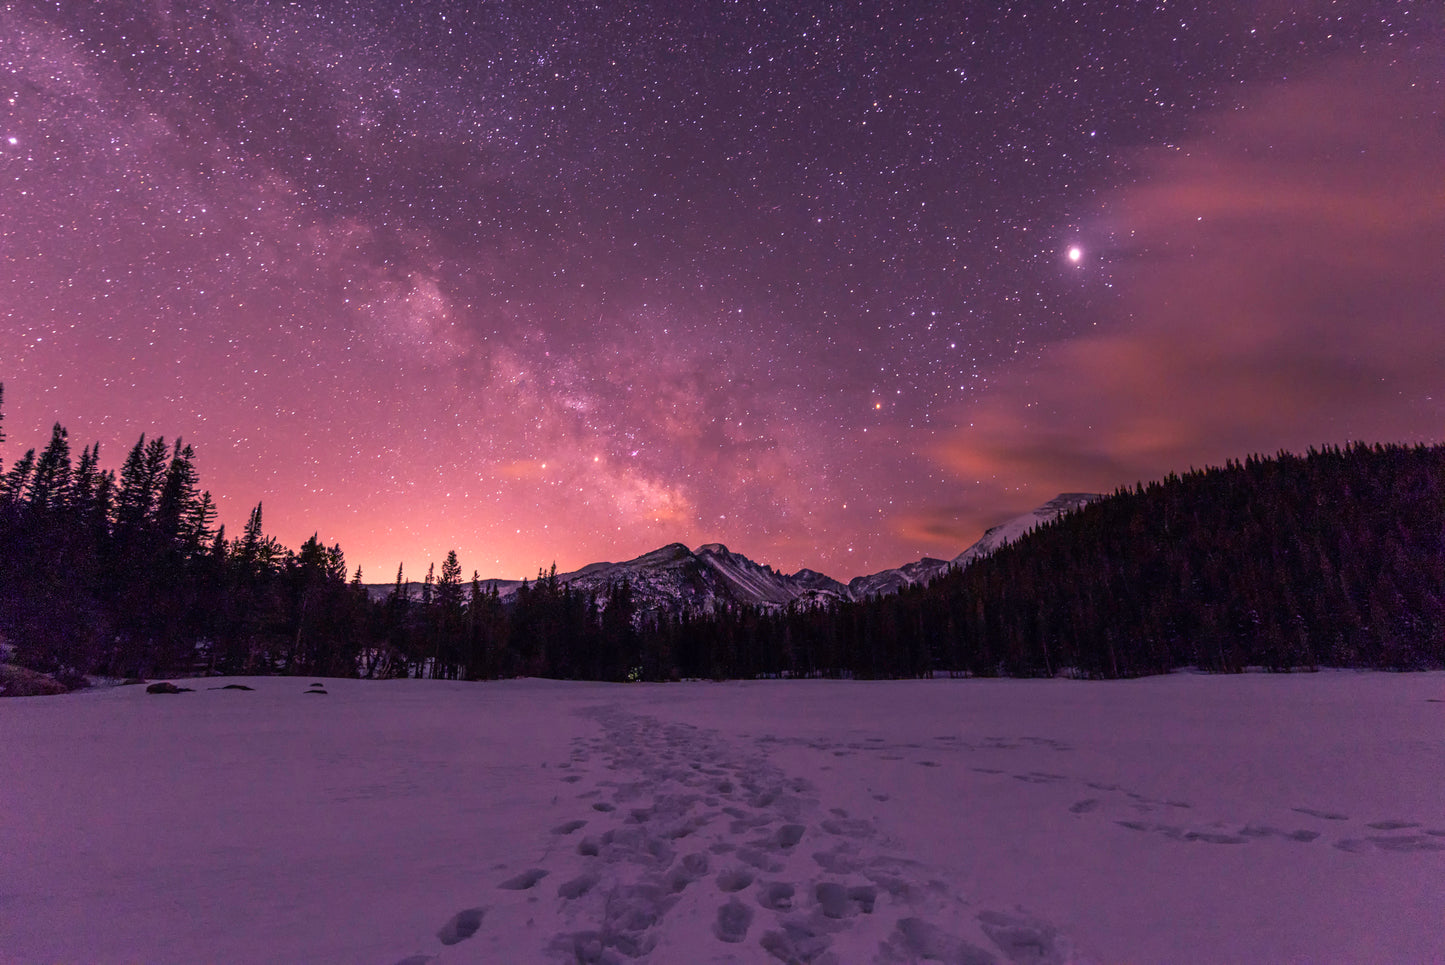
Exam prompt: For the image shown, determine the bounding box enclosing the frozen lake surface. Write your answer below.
[2,672,1442,963]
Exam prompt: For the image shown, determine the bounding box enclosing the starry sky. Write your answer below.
[2,1,1441,582]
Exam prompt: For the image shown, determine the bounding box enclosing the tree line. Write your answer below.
[3,385,1442,682]
[703,442,1445,678]
[0,386,658,681]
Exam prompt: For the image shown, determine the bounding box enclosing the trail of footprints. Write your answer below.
[396,709,1072,964]
[1058,785,1445,854]
[758,730,1445,857]
[395,718,1442,963]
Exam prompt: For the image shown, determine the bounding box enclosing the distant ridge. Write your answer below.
[846,493,1100,597]
[366,494,1100,615]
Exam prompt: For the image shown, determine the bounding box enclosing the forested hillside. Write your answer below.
[929,444,1445,676]
[0,386,650,680]
[708,443,1445,679]
[3,384,1441,682]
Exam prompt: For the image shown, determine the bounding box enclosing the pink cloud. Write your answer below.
[923,53,1445,542]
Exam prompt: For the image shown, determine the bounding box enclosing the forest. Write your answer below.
[2,383,1442,684]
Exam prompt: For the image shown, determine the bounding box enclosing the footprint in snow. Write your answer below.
[821,816,874,838]
[435,907,485,945]
[1335,835,1445,854]
[557,872,601,899]
[813,845,864,875]
[978,908,1069,964]
[760,918,835,963]
[755,880,795,911]
[664,852,711,894]
[713,898,753,943]
[716,867,755,892]
[1239,826,1320,842]
[815,881,878,919]
[771,823,806,849]
[1115,821,1246,845]
[737,846,785,872]
[880,917,994,965]
[497,868,548,890]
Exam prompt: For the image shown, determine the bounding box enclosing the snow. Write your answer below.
[848,494,1102,598]
[949,493,1100,569]
[2,672,1442,964]
[364,495,1100,612]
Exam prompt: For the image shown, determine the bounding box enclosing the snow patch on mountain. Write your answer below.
[847,493,1101,598]
[949,492,1100,569]
[846,556,954,599]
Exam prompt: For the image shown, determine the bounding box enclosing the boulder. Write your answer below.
[0,664,68,697]
[145,681,194,694]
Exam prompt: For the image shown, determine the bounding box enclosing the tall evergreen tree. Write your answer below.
[113,435,170,534]
[155,439,201,547]
[26,424,72,513]
[0,449,36,507]
[432,550,464,678]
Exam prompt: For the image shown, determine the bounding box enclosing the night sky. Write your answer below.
[2,1,1440,582]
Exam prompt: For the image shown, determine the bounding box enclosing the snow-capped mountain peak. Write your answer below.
[950,492,1100,568]
[366,494,1100,614]
[846,493,1101,599]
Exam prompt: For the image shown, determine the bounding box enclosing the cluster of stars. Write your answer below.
[0,0,1433,580]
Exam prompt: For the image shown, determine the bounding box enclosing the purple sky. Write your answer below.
[2,1,1439,581]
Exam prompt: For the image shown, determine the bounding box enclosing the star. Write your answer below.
[0,0,1427,583]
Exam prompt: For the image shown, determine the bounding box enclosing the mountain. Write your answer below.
[368,542,849,614]
[949,492,1101,567]
[846,493,1101,598]
[367,493,1100,615]
[845,556,955,600]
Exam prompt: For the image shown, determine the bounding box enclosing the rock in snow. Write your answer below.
[144,681,193,694]
[0,663,69,697]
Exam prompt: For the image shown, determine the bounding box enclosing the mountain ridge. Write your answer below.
[365,493,1101,615]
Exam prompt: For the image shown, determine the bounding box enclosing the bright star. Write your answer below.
[1068,246,1082,263]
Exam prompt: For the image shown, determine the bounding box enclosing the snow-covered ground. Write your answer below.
[2,672,1442,964]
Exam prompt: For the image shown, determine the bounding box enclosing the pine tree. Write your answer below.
[156,440,201,547]
[186,492,218,551]
[0,449,35,506]
[27,423,73,513]
[385,563,411,678]
[237,503,279,571]
[114,435,170,533]
[436,550,463,613]
[432,550,464,678]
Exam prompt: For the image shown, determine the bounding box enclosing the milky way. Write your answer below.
[1,1,1438,581]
